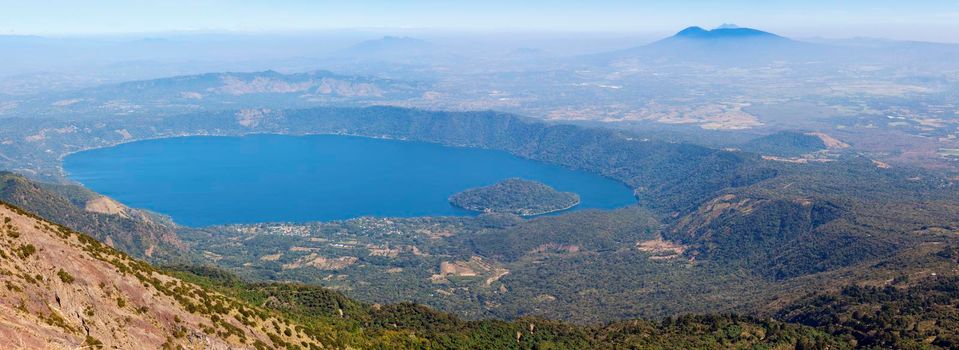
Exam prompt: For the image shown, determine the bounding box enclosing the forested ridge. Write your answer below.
[169,264,851,349]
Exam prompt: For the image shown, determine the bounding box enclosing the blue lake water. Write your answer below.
[63,134,636,227]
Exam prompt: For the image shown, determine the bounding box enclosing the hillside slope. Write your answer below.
[0,171,184,261]
[778,273,959,349]
[5,197,956,349]
[0,202,319,349]
[1,200,853,349]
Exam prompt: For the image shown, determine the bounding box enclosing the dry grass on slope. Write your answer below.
[0,202,321,350]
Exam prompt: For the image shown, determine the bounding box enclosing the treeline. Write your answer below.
[464,207,658,262]
[740,131,826,157]
[778,271,959,349]
[169,265,848,350]
[174,262,959,349]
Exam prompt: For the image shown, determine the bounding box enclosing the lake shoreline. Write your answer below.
[64,134,636,227]
[450,197,582,217]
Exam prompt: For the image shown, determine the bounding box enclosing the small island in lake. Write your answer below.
[449,178,581,216]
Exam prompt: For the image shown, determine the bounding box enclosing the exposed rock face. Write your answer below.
[439,261,478,277]
[430,256,506,284]
[83,195,130,218]
[805,132,850,149]
[0,202,320,349]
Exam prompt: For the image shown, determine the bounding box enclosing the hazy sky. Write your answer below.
[3,0,959,42]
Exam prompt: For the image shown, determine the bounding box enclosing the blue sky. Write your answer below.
[3,0,958,41]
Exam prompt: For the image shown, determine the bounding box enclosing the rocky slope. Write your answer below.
[0,172,185,261]
[0,201,318,349]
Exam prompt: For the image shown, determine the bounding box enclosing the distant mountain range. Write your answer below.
[0,70,426,120]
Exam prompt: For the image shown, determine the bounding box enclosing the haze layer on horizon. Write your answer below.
[2,0,958,43]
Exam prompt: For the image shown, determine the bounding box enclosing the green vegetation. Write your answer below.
[57,269,75,283]
[449,178,580,216]
[183,208,712,322]
[164,261,959,349]
[184,155,959,322]
[741,131,826,157]
[0,172,187,262]
[779,273,959,349]
[83,335,104,349]
[14,243,36,259]
[169,264,849,349]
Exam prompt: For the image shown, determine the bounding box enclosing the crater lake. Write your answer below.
[63,134,636,226]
